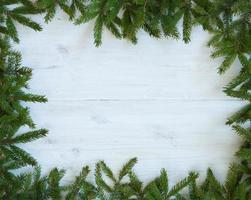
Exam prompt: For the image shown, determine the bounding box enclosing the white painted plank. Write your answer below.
[13,12,244,185]
[16,14,241,101]
[22,100,244,183]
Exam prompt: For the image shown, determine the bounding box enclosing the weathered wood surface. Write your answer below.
[15,12,244,184]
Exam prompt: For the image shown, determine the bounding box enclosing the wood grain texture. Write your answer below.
[15,12,244,185]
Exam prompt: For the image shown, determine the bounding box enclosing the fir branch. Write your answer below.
[236,148,251,162]
[118,157,137,182]
[218,54,237,74]
[10,129,48,144]
[183,0,192,43]
[159,169,168,195]
[9,145,37,166]
[47,168,66,200]
[233,125,251,142]
[94,15,103,47]
[226,104,251,125]
[8,13,42,31]
[95,162,113,193]
[238,54,251,74]
[6,16,19,43]
[167,172,198,198]
[65,166,92,200]
[224,70,249,91]
[99,160,116,183]
[225,164,242,198]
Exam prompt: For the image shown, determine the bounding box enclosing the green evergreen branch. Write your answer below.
[226,104,251,125]
[233,125,251,142]
[10,129,48,144]
[47,168,66,200]
[167,172,198,198]
[118,157,137,182]
[182,0,192,43]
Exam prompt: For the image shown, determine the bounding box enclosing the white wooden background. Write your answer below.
[15,12,244,185]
